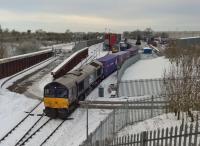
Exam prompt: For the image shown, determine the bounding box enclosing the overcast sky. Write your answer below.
[0,0,199,32]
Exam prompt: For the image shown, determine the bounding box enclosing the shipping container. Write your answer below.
[97,54,117,77]
[127,47,139,56]
[113,51,130,66]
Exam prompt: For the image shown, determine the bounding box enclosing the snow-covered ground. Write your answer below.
[0,89,39,141]
[117,113,182,137]
[121,56,171,80]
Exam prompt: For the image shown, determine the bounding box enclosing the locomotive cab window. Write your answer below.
[44,83,68,98]
[55,88,67,98]
[44,89,50,95]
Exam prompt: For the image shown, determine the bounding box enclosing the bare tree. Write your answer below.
[16,39,40,55]
[0,43,6,59]
[164,43,200,121]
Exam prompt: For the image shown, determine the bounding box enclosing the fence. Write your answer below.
[109,119,200,146]
[117,54,140,80]
[80,96,168,146]
[118,78,166,97]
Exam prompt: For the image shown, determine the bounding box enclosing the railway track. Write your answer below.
[0,57,56,89]
[16,119,65,146]
[39,120,65,146]
[16,118,52,146]
[0,101,43,144]
[14,115,46,146]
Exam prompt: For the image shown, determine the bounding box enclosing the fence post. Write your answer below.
[113,109,115,136]
[134,134,136,146]
[140,131,148,146]
[169,127,174,146]
[174,126,178,146]
[194,121,198,146]
[100,121,103,146]
[136,134,139,145]
[161,128,164,146]
[183,124,188,146]
[149,131,152,146]
[151,96,154,118]
[157,129,160,146]
[188,123,193,145]
[153,130,156,146]
[165,128,169,146]
[126,100,129,125]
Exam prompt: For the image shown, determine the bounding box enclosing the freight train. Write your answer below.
[43,47,138,119]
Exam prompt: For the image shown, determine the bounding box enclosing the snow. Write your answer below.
[116,113,182,137]
[40,42,74,51]
[121,56,171,80]
[27,73,54,98]
[143,47,152,50]
[180,36,200,40]
[42,108,111,146]
[0,88,39,142]
[0,49,52,64]
[61,43,75,52]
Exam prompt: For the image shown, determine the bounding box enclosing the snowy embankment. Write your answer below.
[117,113,182,137]
[121,56,171,80]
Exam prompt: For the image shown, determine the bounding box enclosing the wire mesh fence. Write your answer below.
[118,78,166,97]
[80,96,168,146]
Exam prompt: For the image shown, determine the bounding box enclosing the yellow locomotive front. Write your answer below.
[43,82,70,119]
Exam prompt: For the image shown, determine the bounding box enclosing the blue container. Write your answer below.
[143,48,152,54]
[98,54,117,77]
[113,51,129,66]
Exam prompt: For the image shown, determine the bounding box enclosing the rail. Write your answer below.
[0,101,42,143]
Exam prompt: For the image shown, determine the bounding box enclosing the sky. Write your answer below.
[0,0,200,33]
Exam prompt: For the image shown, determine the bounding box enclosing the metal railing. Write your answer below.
[80,96,168,146]
[110,119,200,146]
